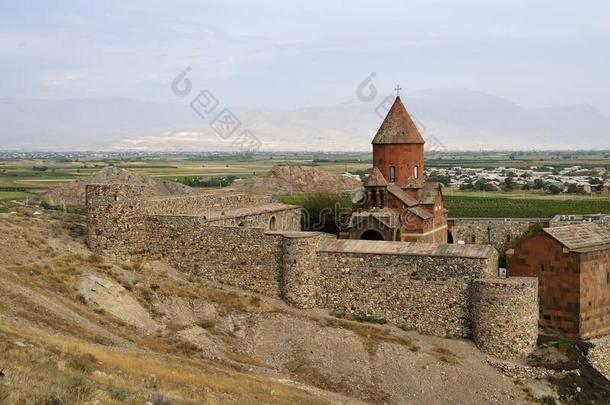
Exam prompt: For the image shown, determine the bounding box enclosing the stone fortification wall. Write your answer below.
[144,215,284,297]
[312,240,499,337]
[87,184,539,359]
[450,218,548,250]
[86,184,148,255]
[471,277,539,359]
[142,193,274,216]
[204,205,301,230]
[279,232,335,308]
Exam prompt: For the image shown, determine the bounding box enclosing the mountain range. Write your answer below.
[1,89,608,151]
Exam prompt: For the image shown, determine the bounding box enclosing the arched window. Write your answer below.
[471,234,476,243]
[389,166,396,182]
[414,165,419,179]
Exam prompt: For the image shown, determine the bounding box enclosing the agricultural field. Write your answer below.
[0,191,35,213]
[0,155,370,190]
[1,151,609,218]
[444,195,610,218]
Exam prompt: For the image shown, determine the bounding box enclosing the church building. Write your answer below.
[340,95,448,243]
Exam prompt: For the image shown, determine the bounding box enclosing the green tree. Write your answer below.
[502,177,516,191]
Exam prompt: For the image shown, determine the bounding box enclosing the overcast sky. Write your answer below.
[1,0,609,113]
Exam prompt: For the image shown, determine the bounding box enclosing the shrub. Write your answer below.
[87,253,103,264]
[199,320,216,329]
[108,385,130,401]
[67,353,97,374]
[65,375,96,401]
[140,287,154,303]
[540,396,557,405]
[279,193,351,235]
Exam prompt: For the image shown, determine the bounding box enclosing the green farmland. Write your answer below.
[1,151,609,219]
[444,195,610,218]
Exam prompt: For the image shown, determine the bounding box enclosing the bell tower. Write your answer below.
[371,95,425,190]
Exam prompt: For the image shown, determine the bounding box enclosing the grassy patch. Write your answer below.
[445,195,610,218]
[67,353,97,374]
[160,282,275,313]
[108,384,131,401]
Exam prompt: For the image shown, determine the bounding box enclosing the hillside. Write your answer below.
[37,166,193,208]
[0,208,578,404]
[235,166,361,194]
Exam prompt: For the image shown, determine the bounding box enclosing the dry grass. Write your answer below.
[327,317,419,353]
[429,346,459,365]
[0,321,329,404]
[225,351,271,369]
[160,282,275,313]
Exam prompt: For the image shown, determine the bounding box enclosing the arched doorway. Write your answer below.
[269,216,277,231]
[361,230,385,240]
[447,231,454,244]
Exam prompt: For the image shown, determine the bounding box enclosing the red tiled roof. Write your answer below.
[386,184,418,207]
[364,167,388,187]
[407,206,433,220]
[544,224,610,251]
[372,96,425,144]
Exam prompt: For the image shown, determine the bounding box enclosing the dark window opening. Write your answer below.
[541,264,545,272]
[389,166,397,182]
[113,195,119,202]
[471,234,476,243]
[361,230,385,241]
[543,314,551,320]
[269,216,277,231]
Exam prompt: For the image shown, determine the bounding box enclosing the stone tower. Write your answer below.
[372,96,425,191]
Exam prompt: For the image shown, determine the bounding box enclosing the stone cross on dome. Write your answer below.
[394,84,402,97]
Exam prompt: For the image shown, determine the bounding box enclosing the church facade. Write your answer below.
[340,96,448,243]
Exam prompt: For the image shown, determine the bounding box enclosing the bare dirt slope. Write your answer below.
[0,209,596,404]
[38,166,192,207]
[235,166,361,194]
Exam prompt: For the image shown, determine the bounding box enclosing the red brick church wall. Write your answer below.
[507,232,581,336]
[579,249,610,338]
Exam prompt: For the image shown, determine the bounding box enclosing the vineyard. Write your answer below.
[445,195,610,218]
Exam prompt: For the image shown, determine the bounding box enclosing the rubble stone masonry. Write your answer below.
[472,278,539,359]
[450,218,548,250]
[86,183,539,359]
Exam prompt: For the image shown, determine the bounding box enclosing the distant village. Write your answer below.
[425,165,610,195]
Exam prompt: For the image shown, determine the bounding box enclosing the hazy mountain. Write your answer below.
[1,89,608,151]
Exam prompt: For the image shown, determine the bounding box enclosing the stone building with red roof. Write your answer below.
[340,96,448,243]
